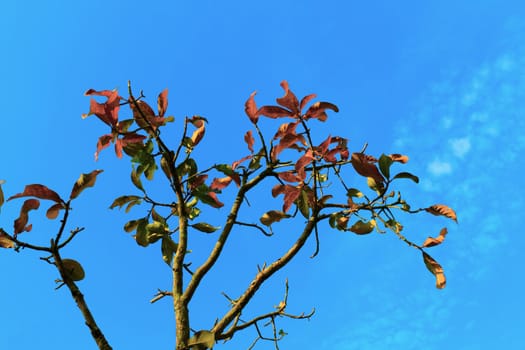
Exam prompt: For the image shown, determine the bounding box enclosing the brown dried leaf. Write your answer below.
[422,228,448,248]
[0,233,14,248]
[389,154,409,163]
[157,89,168,117]
[8,184,63,203]
[259,210,291,226]
[244,130,255,153]
[304,101,339,121]
[70,170,104,200]
[210,177,233,191]
[258,105,292,119]
[46,203,64,220]
[276,80,299,114]
[350,153,385,185]
[299,93,317,111]
[426,205,458,223]
[14,199,40,234]
[422,252,446,289]
[278,171,302,183]
[245,91,259,124]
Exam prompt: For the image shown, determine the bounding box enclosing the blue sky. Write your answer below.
[1,1,524,349]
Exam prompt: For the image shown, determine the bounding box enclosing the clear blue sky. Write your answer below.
[1,1,524,349]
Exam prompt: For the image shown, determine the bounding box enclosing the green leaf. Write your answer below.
[61,259,85,281]
[146,221,168,235]
[385,219,403,234]
[296,189,310,219]
[124,220,139,233]
[177,158,197,178]
[151,208,166,225]
[346,188,363,198]
[131,167,145,191]
[378,154,393,179]
[367,177,383,194]
[349,219,376,235]
[135,219,149,247]
[192,222,220,233]
[188,330,215,349]
[109,195,142,210]
[392,172,420,183]
[161,235,178,266]
[259,210,291,226]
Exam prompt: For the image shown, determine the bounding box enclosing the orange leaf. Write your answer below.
[95,134,113,161]
[278,171,302,183]
[245,91,259,124]
[158,89,169,117]
[422,252,446,289]
[426,205,458,223]
[210,177,233,191]
[422,228,448,248]
[46,203,64,220]
[0,232,14,248]
[258,105,292,119]
[276,80,299,114]
[304,101,339,121]
[83,89,121,127]
[350,153,385,185]
[8,184,63,203]
[299,93,317,111]
[244,130,255,153]
[389,154,409,163]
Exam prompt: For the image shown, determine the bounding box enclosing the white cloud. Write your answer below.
[427,160,452,176]
[449,137,471,158]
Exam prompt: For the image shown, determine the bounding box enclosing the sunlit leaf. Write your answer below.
[0,233,14,248]
[422,227,448,248]
[392,172,419,183]
[389,153,409,163]
[70,170,104,200]
[124,220,139,233]
[131,166,145,192]
[350,153,384,185]
[346,188,363,198]
[349,219,376,235]
[304,101,339,121]
[134,219,149,247]
[190,116,206,147]
[260,210,291,226]
[296,189,310,219]
[299,93,317,111]
[276,80,299,114]
[188,330,215,349]
[426,204,458,223]
[8,184,63,203]
[192,222,220,233]
[109,195,142,210]
[210,177,233,191]
[422,252,446,289]
[83,89,121,127]
[61,259,85,281]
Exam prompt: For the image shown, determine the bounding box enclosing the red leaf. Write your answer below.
[305,101,339,121]
[210,177,233,191]
[272,134,306,160]
[273,122,299,140]
[258,105,292,119]
[278,171,302,183]
[95,134,114,161]
[350,153,385,185]
[299,94,317,111]
[14,199,40,234]
[244,130,255,153]
[316,136,332,155]
[158,89,169,117]
[245,91,259,124]
[83,89,121,127]
[206,192,224,208]
[8,184,62,203]
[295,150,314,180]
[131,100,156,131]
[232,155,252,170]
[272,184,286,198]
[115,139,124,159]
[189,174,208,190]
[282,185,301,213]
[276,80,299,114]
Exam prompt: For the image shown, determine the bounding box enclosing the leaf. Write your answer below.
[83,89,121,127]
[245,91,259,124]
[295,149,315,180]
[276,80,299,114]
[349,219,376,235]
[193,189,224,208]
[124,220,139,233]
[158,89,169,117]
[134,219,149,247]
[426,204,458,223]
[0,233,14,248]
[161,235,178,266]
[244,130,255,153]
[299,93,317,111]
[422,252,446,289]
[192,222,220,233]
[378,154,394,179]
[304,101,339,121]
[350,153,384,186]
[131,100,156,132]
[260,210,291,226]
[188,330,215,349]
[210,177,233,191]
[8,184,63,203]
[14,199,40,234]
[392,172,419,183]
[389,153,409,163]
[296,189,310,219]
[0,179,5,211]
[61,259,85,281]
[278,171,302,183]
[46,203,64,220]
[258,105,292,119]
[95,134,113,160]
[109,195,142,210]
[190,116,206,147]
[70,170,104,200]
[346,188,363,198]
[422,228,448,248]
[131,167,145,192]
